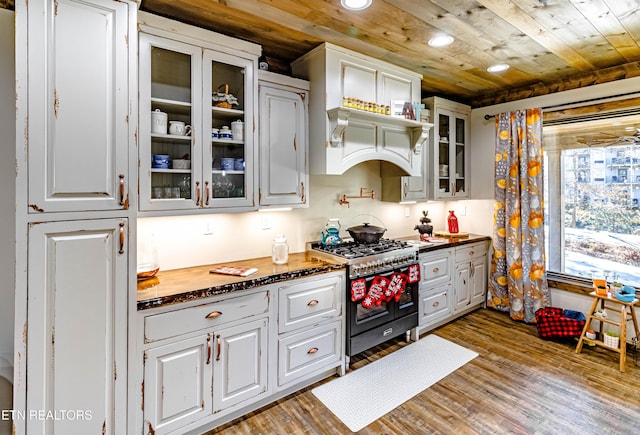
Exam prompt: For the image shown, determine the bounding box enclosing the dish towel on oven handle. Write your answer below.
[351,278,367,302]
[362,276,390,308]
[407,264,420,283]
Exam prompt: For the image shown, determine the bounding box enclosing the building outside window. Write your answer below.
[543,109,640,289]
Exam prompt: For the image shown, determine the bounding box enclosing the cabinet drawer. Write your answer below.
[420,249,452,288]
[419,287,450,326]
[278,274,343,334]
[144,291,269,343]
[456,243,487,262]
[278,320,342,387]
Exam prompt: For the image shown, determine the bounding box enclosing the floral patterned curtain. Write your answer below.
[488,109,551,323]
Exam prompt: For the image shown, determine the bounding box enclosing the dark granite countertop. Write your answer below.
[397,233,491,254]
[137,252,347,311]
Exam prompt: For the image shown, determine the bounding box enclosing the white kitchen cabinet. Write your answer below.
[14,1,137,435]
[413,243,488,339]
[138,14,260,214]
[258,71,309,208]
[275,272,345,389]
[380,144,430,202]
[423,97,471,200]
[26,218,129,434]
[25,0,132,213]
[140,288,270,434]
[292,42,429,176]
[213,318,269,412]
[454,242,489,313]
[144,334,212,434]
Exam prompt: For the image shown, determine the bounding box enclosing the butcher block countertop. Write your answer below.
[137,252,347,311]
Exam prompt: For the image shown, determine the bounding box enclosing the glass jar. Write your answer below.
[272,235,289,265]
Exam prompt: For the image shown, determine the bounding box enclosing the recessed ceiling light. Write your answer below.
[428,35,454,48]
[341,0,372,10]
[487,63,510,73]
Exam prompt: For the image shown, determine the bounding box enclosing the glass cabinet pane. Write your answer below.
[149,46,194,202]
[210,60,248,200]
[438,113,451,194]
[455,116,466,194]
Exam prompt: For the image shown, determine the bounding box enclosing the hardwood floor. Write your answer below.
[208,308,640,434]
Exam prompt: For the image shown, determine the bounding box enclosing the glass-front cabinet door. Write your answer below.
[139,34,201,212]
[139,33,256,213]
[434,109,468,199]
[203,50,255,209]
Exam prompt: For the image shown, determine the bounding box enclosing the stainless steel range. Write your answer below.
[309,239,420,364]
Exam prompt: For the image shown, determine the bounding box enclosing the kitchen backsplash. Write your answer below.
[138,161,494,270]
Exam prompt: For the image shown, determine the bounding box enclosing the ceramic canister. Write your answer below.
[151,109,168,134]
[231,120,244,141]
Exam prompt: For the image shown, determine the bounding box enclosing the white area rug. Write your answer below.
[312,334,478,432]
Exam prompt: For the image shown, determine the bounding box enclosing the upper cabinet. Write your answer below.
[258,71,309,208]
[138,13,260,214]
[24,0,134,214]
[423,97,471,200]
[292,43,430,176]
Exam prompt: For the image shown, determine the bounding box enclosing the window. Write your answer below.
[543,106,640,289]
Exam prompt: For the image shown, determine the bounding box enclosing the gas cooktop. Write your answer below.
[310,239,412,259]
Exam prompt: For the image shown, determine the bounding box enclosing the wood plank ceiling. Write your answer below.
[3,0,640,107]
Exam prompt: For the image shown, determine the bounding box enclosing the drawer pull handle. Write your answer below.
[470,251,474,256]
[307,347,319,354]
[216,335,221,361]
[206,311,222,319]
[433,267,440,273]
[206,334,212,365]
[433,301,440,307]
[307,300,319,306]
[118,222,125,254]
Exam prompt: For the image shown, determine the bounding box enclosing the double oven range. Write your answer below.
[310,239,420,364]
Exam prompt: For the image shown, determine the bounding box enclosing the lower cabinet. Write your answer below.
[454,242,488,313]
[415,241,488,337]
[141,289,270,435]
[137,271,346,434]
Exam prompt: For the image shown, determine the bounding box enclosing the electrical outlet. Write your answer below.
[261,216,271,230]
[405,207,411,217]
[458,206,466,216]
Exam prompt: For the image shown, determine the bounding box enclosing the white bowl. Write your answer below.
[172,159,191,169]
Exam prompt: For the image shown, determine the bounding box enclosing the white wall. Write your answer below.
[0,7,15,426]
[139,161,494,270]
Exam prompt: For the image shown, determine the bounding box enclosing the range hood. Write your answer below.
[292,43,430,176]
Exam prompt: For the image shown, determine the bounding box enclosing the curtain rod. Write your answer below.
[482,91,640,121]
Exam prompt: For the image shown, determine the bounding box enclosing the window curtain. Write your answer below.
[488,108,551,323]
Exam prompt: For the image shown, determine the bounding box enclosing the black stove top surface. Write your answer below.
[311,239,411,259]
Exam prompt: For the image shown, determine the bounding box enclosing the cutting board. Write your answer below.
[434,230,469,238]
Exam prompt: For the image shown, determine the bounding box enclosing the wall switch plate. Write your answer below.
[405,207,411,217]
[458,206,466,216]
[203,220,214,235]
[261,216,271,230]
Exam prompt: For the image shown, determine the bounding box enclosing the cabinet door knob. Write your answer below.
[433,267,440,273]
[307,347,319,354]
[206,311,222,319]
[433,301,440,307]
[307,300,319,306]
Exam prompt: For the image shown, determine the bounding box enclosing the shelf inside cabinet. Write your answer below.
[151,133,193,142]
[151,168,191,174]
[151,97,192,116]
[211,106,244,117]
[211,138,244,145]
[212,170,244,175]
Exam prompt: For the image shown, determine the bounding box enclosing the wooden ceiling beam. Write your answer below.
[469,61,640,108]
